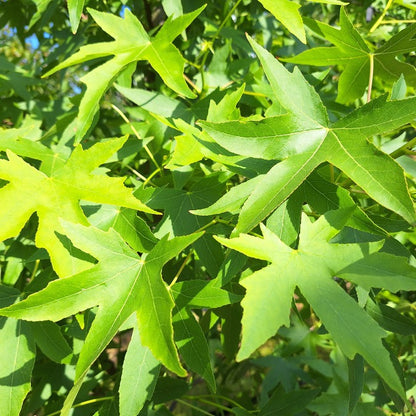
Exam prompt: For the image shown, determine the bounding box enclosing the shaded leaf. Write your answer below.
[31,321,72,364]
[173,307,215,391]
[259,385,319,416]
[120,323,160,416]
[0,286,35,416]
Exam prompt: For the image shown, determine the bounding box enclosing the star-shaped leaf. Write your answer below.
[283,8,416,103]
[197,36,416,234]
[0,222,203,415]
[216,209,416,396]
[0,136,156,276]
[44,6,204,143]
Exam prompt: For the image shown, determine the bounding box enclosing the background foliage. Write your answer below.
[1,0,416,415]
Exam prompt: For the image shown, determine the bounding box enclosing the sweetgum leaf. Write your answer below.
[0,286,35,416]
[44,7,204,142]
[120,323,160,416]
[199,37,416,233]
[215,209,416,397]
[0,136,155,277]
[0,118,56,162]
[258,0,305,43]
[31,321,73,364]
[173,307,216,391]
[0,222,203,415]
[283,8,416,103]
[67,0,85,33]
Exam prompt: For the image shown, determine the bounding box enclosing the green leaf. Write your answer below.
[258,0,306,43]
[337,252,416,291]
[0,286,35,416]
[0,136,155,276]
[67,0,85,33]
[259,385,319,415]
[31,321,73,364]
[173,307,216,391]
[29,0,54,28]
[366,299,416,335]
[283,8,416,103]
[215,209,411,396]
[348,354,364,412]
[266,189,303,246]
[162,0,183,18]
[85,204,158,253]
[200,37,416,233]
[148,175,226,277]
[302,172,385,236]
[0,117,56,162]
[0,223,202,414]
[309,0,348,4]
[171,280,242,309]
[120,323,160,416]
[44,7,204,142]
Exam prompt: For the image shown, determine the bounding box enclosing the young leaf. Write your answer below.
[0,223,202,414]
[283,8,416,103]
[199,37,416,233]
[43,7,204,142]
[258,0,306,43]
[0,136,155,277]
[215,209,416,396]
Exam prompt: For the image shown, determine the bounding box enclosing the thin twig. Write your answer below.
[111,104,163,174]
[370,0,394,33]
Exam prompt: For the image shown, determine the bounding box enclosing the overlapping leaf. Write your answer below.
[171,280,243,391]
[119,323,160,416]
[0,222,202,415]
[0,136,155,276]
[196,36,416,234]
[216,209,416,396]
[147,174,227,277]
[67,0,85,33]
[0,117,55,162]
[283,8,416,103]
[116,83,247,169]
[257,1,349,44]
[0,286,35,416]
[44,6,203,142]
[258,0,305,43]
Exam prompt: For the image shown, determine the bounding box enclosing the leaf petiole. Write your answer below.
[44,396,115,416]
[111,104,162,174]
[367,53,374,102]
